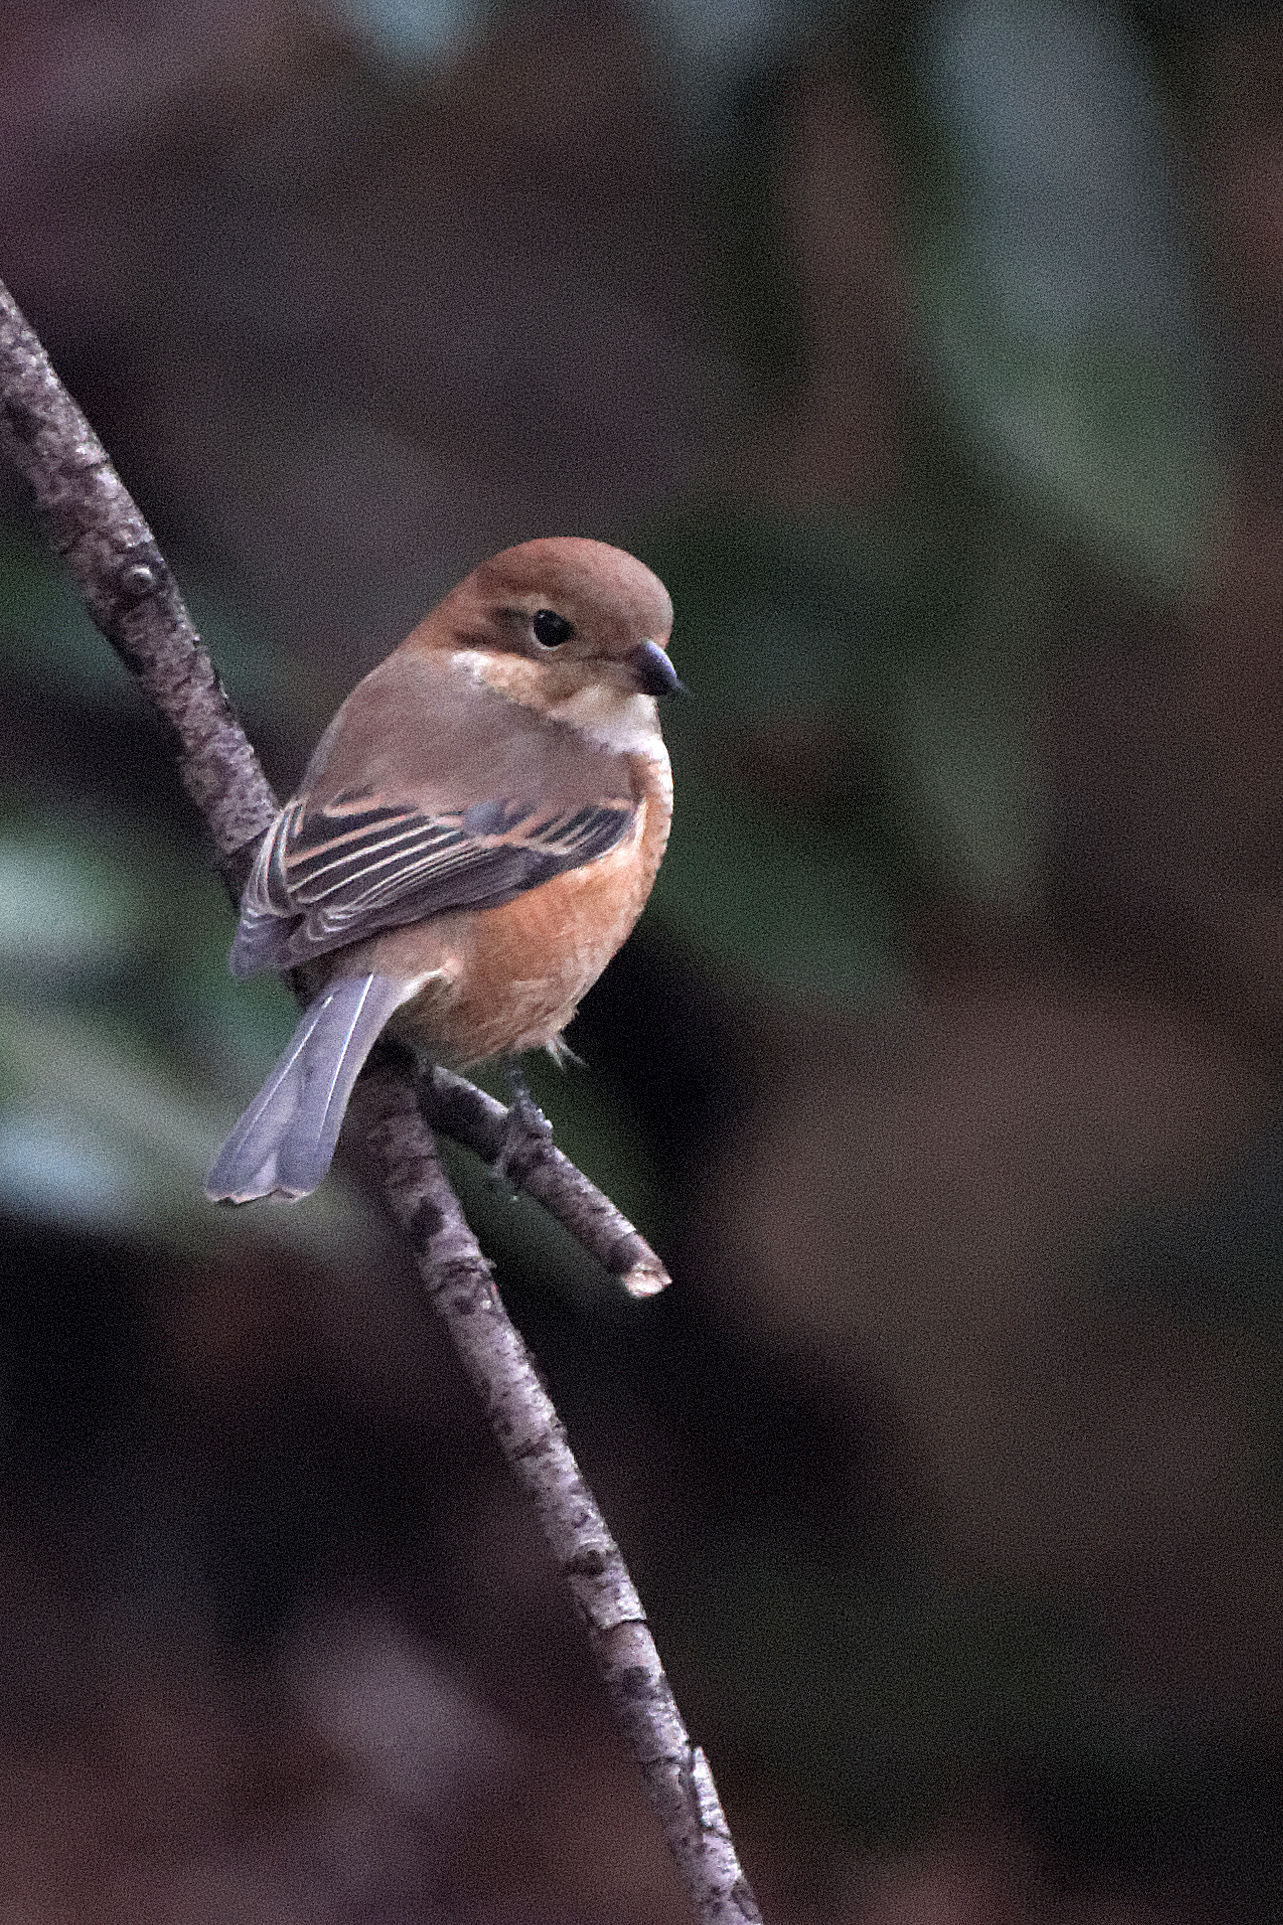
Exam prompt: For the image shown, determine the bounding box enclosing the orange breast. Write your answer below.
[370,761,672,1067]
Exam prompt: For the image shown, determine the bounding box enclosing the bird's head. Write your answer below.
[410,538,682,719]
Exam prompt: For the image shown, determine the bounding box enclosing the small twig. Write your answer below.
[421,1067,671,1298]
[0,276,761,1925]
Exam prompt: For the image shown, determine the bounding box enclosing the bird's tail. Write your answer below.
[205,972,409,1203]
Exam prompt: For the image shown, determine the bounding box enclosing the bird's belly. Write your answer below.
[384,833,654,1067]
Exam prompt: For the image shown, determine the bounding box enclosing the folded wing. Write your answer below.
[231,786,636,977]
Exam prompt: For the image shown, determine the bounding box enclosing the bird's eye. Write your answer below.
[532,608,573,649]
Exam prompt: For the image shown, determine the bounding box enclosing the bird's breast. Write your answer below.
[387,753,672,1066]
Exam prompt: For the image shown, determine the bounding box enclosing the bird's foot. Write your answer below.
[492,1063,555,1189]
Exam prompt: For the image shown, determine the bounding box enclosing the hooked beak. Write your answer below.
[628,638,686,698]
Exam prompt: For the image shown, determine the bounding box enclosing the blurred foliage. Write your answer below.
[0,780,378,1265]
[914,0,1224,594]
[642,473,1057,996]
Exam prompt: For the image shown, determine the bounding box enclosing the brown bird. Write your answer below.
[206,537,679,1203]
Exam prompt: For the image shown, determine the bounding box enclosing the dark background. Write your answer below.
[3,2,1283,1918]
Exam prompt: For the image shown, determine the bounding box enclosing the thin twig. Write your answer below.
[422,1066,671,1298]
[0,276,760,1925]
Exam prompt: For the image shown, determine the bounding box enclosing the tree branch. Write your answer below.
[0,277,758,1924]
[421,1066,671,1298]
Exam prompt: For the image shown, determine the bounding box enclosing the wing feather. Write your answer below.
[230,788,636,978]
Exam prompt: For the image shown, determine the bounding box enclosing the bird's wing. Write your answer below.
[230,651,638,978]
[230,788,635,976]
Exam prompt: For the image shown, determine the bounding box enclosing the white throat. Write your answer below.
[548,683,665,758]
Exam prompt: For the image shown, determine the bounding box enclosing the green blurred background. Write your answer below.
[3,1,1283,1918]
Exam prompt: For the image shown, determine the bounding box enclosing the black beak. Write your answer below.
[629,638,686,698]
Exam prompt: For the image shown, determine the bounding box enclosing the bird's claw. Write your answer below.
[492,1070,555,1190]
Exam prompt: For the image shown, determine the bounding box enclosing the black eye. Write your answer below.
[532,608,573,649]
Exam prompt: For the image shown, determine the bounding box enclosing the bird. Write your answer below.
[205,536,679,1205]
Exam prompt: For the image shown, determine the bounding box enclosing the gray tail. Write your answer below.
[205,973,407,1203]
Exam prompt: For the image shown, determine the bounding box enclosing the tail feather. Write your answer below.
[206,973,409,1203]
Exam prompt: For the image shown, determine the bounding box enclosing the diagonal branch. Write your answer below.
[0,278,757,1924]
